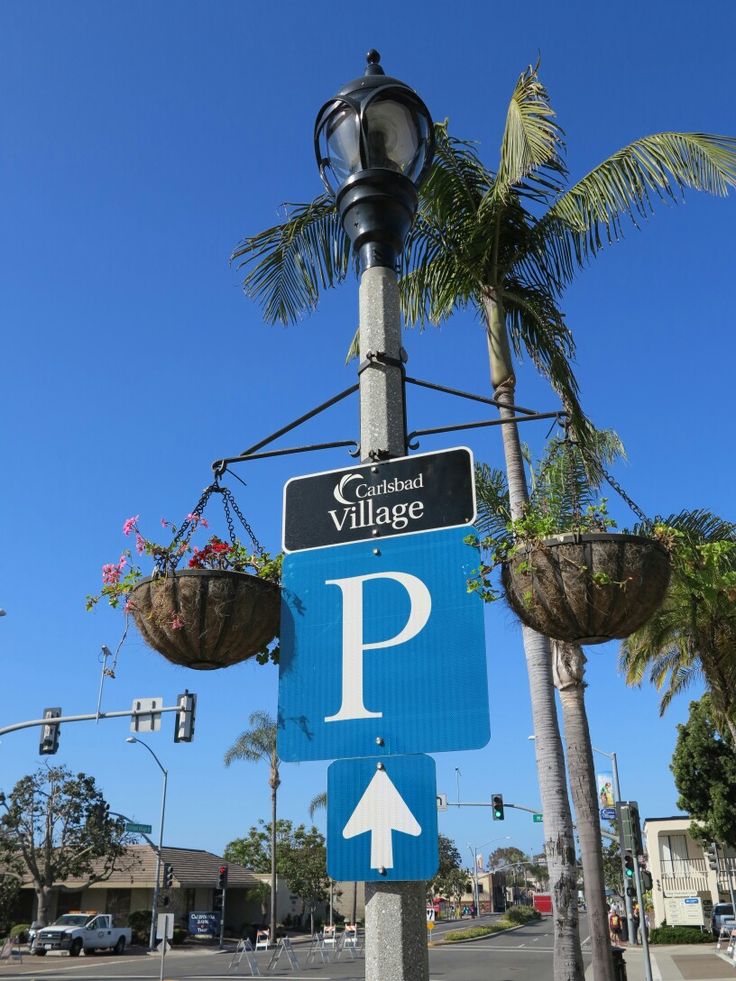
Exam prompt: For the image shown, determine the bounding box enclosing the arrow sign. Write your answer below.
[328,754,438,882]
[343,767,421,869]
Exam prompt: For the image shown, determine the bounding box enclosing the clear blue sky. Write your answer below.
[2,0,735,869]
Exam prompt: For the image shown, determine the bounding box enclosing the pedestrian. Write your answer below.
[609,907,623,947]
[633,903,640,942]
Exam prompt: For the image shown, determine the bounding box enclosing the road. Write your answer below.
[1,915,590,980]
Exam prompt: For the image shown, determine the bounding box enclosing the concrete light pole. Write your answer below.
[126,736,168,951]
[314,49,434,981]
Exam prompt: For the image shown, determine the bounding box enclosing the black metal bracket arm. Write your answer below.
[211,373,567,475]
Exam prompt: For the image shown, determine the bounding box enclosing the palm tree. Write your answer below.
[476,429,624,981]
[232,63,736,980]
[224,711,280,943]
[621,510,736,744]
[308,791,359,925]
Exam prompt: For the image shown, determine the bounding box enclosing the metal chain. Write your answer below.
[222,486,266,556]
[156,477,266,573]
[597,464,651,526]
[530,420,651,526]
[156,483,218,573]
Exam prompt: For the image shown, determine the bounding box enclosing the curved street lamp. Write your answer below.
[314,49,434,272]
[126,736,168,951]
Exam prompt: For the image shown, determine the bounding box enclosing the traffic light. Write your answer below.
[624,853,635,880]
[39,707,61,755]
[628,801,644,856]
[640,869,653,891]
[492,794,504,821]
[217,865,228,890]
[174,691,197,743]
[616,801,644,856]
[707,843,719,871]
[163,863,174,888]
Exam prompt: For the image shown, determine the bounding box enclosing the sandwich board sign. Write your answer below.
[276,526,489,762]
[327,754,439,882]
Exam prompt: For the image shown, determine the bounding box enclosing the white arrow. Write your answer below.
[342,767,421,869]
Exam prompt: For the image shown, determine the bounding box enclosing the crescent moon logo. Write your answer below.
[334,473,362,505]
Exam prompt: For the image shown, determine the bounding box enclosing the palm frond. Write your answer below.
[474,463,510,537]
[223,711,276,767]
[501,282,592,439]
[495,61,566,199]
[231,195,349,325]
[541,133,736,273]
[308,792,327,819]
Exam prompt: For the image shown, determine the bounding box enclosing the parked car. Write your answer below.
[711,903,734,938]
[33,912,131,956]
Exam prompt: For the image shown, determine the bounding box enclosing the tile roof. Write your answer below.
[60,845,261,890]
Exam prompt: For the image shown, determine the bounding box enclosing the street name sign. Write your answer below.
[282,447,475,553]
[327,754,439,882]
[533,813,544,823]
[277,526,489,762]
[126,822,153,834]
[600,807,617,822]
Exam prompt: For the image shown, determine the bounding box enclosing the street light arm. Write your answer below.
[129,737,168,777]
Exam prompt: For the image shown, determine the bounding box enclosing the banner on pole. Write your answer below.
[597,772,615,809]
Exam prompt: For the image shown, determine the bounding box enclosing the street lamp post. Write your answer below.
[592,746,637,945]
[126,736,168,951]
[314,50,434,981]
[468,837,510,915]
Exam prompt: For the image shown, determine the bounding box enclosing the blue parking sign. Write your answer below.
[327,754,439,882]
[277,527,489,762]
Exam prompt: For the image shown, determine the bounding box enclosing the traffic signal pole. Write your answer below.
[359,265,429,981]
[632,852,653,981]
[609,753,637,946]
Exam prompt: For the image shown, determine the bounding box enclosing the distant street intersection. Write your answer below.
[1,916,591,981]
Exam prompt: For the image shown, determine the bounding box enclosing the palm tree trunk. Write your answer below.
[554,642,614,981]
[270,783,277,943]
[484,295,584,981]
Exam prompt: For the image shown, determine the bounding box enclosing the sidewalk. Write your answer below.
[586,944,736,981]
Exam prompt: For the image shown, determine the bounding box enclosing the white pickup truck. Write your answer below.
[33,912,131,956]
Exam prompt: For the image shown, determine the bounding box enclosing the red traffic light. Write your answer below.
[219,865,226,875]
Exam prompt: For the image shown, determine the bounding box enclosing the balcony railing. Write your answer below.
[661,858,710,893]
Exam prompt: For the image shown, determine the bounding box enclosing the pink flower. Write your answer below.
[124,598,136,613]
[186,513,199,524]
[135,533,146,555]
[171,615,184,630]
[102,563,120,585]
[200,517,209,528]
[122,515,139,537]
[160,518,170,529]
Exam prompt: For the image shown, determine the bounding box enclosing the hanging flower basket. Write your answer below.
[501,532,671,645]
[129,568,280,671]
[87,481,282,671]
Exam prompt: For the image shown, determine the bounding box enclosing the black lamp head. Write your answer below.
[314,50,434,270]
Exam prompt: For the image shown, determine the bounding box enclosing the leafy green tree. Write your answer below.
[232,61,736,981]
[671,695,736,847]
[277,825,330,935]
[621,512,736,744]
[225,711,279,942]
[223,819,296,873]
[489,846,527,868]
[0,766,127,925]
[429,835,465,906]
[0,874,21,937]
